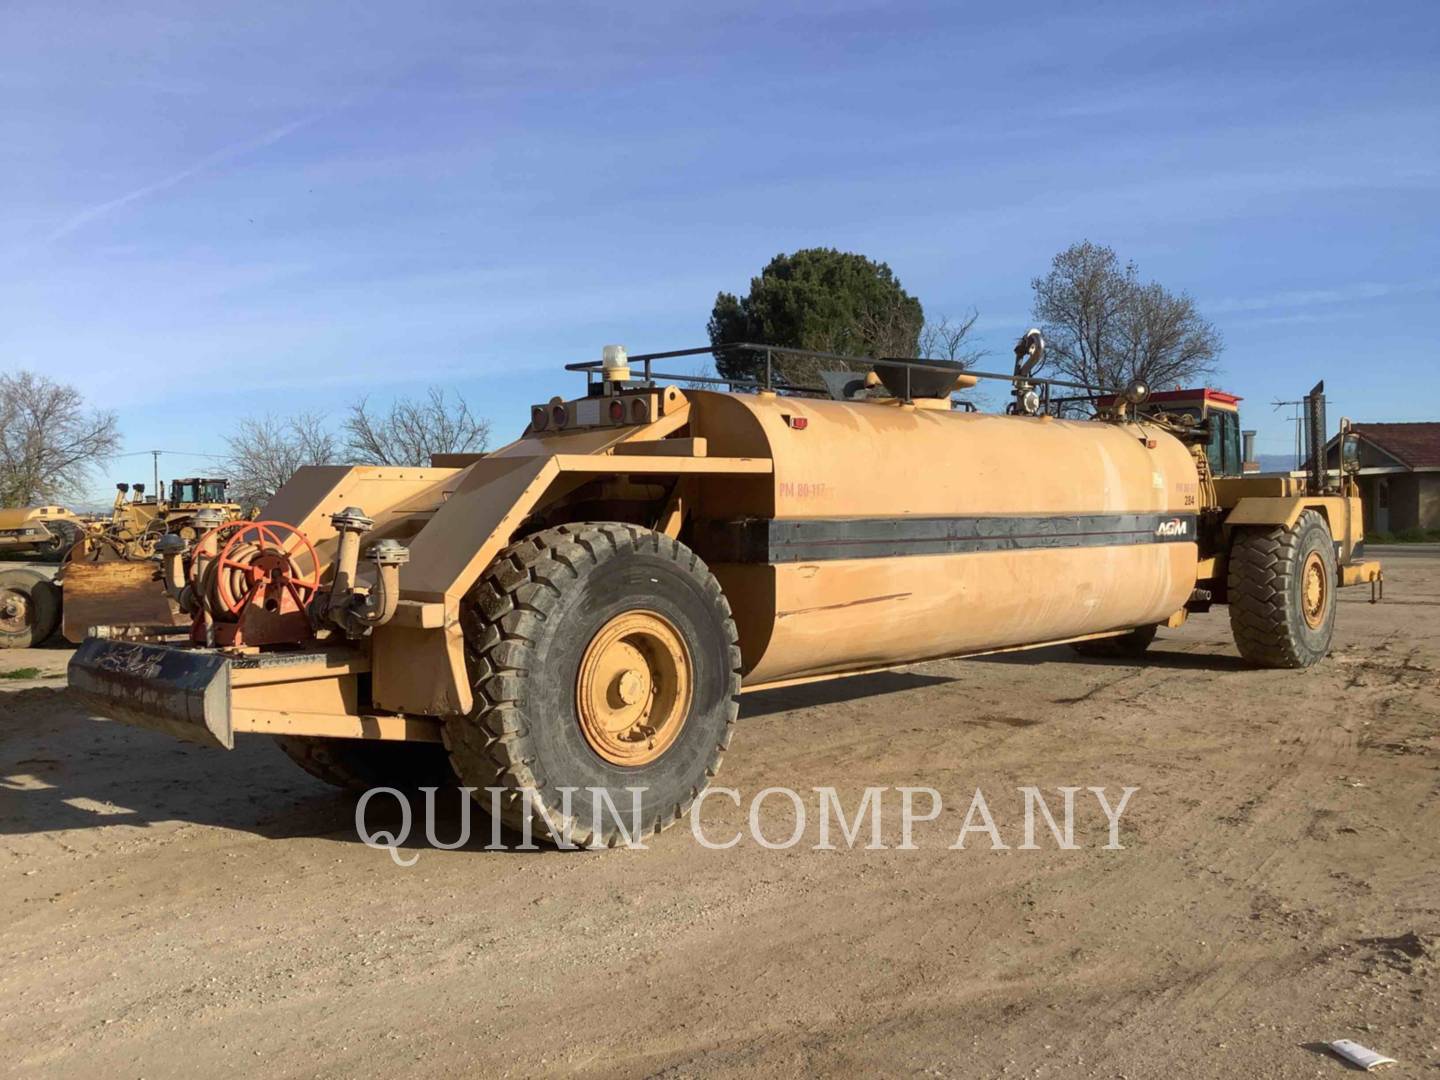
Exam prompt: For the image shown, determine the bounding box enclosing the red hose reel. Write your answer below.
[189,520,321,646]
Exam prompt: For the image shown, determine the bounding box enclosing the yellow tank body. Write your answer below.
[685,391,1201,685]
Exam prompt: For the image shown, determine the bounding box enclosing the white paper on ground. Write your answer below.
[1328,1039,1397,1070]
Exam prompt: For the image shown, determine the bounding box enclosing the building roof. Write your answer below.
[1094,387,1242,410]
[1145,387,1242,406]
[1353,422,1440,469]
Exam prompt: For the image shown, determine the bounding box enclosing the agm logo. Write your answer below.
[1155,517,1189,539]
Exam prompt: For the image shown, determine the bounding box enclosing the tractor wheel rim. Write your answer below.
[0,589,30,633]
[1301,551,1328,629]
[576,610,692,767]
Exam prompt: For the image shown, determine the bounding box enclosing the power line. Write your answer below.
[114,449,227,459]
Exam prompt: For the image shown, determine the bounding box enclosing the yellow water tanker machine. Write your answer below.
[69,335,1383,845]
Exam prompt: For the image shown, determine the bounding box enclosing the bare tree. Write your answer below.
[1113,280,1223,390]
[343,388,491,467]
[917,310,984,365]
[1031,241,1222,391]
[223,412,337,510]
[0,371,121,507]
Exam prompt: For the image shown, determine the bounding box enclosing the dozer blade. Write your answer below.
[60,560,185,644]
[68,639,234,749]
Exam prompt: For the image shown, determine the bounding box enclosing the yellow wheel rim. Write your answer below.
[1301,550,1328,630]
[576,610,692,767]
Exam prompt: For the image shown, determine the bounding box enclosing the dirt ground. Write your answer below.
[1,548,1436,1079]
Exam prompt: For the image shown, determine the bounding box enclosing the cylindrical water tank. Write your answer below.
[690,392,1201,685]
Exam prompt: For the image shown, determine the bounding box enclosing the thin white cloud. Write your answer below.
[44,111,328,243]
[1206,277,1440,315]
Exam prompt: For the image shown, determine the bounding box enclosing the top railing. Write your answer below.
[564,342,1119,408]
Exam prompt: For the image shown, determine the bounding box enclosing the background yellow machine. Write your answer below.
[0,504,85,560]
[0,479,243,649]
[68,338,1382,845]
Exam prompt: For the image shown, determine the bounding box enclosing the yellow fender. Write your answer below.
[1223,494,1364,565]
[370,451,771,717]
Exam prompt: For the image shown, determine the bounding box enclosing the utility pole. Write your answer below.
[151,450,161,502]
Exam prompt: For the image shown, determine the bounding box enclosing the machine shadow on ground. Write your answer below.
[737,670,956,719]
[963,642,1257,672]
[0,688,549,855]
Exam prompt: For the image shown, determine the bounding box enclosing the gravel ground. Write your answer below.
[1,547,1436,1078]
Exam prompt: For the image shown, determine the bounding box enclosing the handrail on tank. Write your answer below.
[564,342,1119,403]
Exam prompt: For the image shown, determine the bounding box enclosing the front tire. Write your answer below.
[445,523,741,847]
[1228,509,1337,668]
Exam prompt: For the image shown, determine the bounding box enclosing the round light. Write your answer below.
[551,404,568,428]
[609,399,626,423]
[1123,379,1151,406]
[631,398,648,422]
[531,406,547,431]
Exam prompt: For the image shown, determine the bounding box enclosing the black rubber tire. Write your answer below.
[1227,509,1337,668]
[1070,624,1158,658]
[0,569,61,648]
[42,521,82,563]
[444,523,741,848]
[274,736,457,792]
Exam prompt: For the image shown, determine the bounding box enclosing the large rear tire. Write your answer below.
[444,523,741,848]
[0,569,61,648]
[274,736,457,792]
[1228,509,1337,668]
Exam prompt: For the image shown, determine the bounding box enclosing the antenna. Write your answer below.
[1271,397,1307,471]
[1272,384,1328,486]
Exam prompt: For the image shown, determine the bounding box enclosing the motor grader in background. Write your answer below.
[0,479,243,649]
[67,336,1383,846]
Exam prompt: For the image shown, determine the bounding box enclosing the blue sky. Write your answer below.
[3,1,1438,504]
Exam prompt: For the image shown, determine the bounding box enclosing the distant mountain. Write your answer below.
[1253,453,1298,474]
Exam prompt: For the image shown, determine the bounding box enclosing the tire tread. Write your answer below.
[444,523,741,847]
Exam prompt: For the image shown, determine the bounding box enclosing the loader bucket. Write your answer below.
[67,639,234,749]
[60,560,185,644]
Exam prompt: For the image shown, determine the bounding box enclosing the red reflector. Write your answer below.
[632,398,648,421]
[609,399,625,422]
[783,415,808,430]
[551,405,568,428]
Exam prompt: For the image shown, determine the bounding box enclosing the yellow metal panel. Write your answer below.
[551,454,770,475]
[742,544,1197,685]
[1340,560,1382,586]
[693,392,1198,520]
[612,437,708,457]
[372,455,562,716]
[1213,476,1298,502]
[1224,495,1347,530]
[233,711,443,742]
[398,455,561,603]
[374,449,772,716]
[260,465,463,587]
